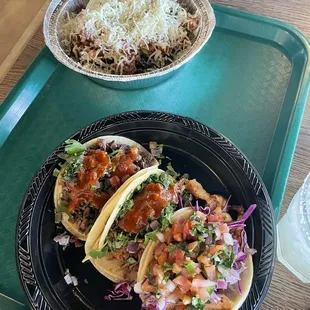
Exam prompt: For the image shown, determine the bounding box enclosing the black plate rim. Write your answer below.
[15,110,276,310]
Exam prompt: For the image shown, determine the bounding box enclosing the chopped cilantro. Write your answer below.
[144,231,158,244]
[211,247,235,268]
[159,172,172,188]
[63,157,83,180]
[88,247,109,259]
[190,222,209,237]
[187,297,206,310]
[163,262,172,270]
[182,190,193,208]
[167,243,187,253]
[207,286,215,295]
[53,168,60,177]
[180,173,189,179]
[160,203,176,230]
[135,184,142,192]
[113,232,130,249]
[125,257,137,264]
[185,261,196,277]
[64,139,85,155]
[118,199,134,219]
[146,172,173,189]
[166,162,180,178]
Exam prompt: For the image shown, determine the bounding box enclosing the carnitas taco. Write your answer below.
[53,136,158,241]
[134,179,257,310]
[84,168,181,282]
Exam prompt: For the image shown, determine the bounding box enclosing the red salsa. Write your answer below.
[67,149,110,212]
[118,183,178,233]
[77,149,110,188]
[110,147,140,183]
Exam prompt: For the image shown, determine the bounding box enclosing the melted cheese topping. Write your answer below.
[60,0,200,74]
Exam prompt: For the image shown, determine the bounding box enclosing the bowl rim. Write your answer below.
[43,0,216,82]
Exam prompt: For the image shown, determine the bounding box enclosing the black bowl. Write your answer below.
[16,111,275,310]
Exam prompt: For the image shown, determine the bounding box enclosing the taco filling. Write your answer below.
[134,179,256,310]
[54,138,155,236]
[89,172,179,273]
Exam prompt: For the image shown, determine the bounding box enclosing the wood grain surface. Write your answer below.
[0,1,310,309]
[0,0,49,83]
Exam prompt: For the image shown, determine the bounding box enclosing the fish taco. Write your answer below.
[134,180,256,310]
[53,136,158,241]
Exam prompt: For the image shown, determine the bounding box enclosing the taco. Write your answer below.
[135,188,256,310]
[53,136,158,241]
[84,168,181,282]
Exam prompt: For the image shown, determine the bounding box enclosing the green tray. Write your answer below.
[0,4,309,305]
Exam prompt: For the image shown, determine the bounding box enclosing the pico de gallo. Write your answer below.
[133,187,257,309]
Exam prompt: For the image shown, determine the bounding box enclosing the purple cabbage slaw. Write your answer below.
[104,281,134,300]
[105,202,258,307]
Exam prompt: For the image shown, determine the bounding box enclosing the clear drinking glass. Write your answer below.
[277,174,310,283]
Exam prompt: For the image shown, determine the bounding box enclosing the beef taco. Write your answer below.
[84,168,181,282]
[135,194,256,310]
[53,136,158,241]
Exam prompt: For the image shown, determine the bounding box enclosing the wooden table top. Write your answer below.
[1,1,310,309]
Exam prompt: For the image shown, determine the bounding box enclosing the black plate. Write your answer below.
[16,111,275,310]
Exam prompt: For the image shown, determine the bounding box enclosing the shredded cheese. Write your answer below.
[60,0,200,74]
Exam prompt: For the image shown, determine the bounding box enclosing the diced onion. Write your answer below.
[156,232,165,242]
[192,279,216,288]
[166,280,177,292]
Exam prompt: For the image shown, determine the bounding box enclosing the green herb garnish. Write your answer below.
[160,203,176,230]
[166,162,180,178]
[118,199,134,219]
[53,168,60,177]
[187,297,206,310]
[113,232,130,249]
[182,190,193,208]
[125,257,137,264]
[64,139,85,155]
[144,231,158,244]
[211,247,235,268]
[88,247,109,259]
[163,262,172,270]
[185,261,196,277]
[167,242,187,253]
